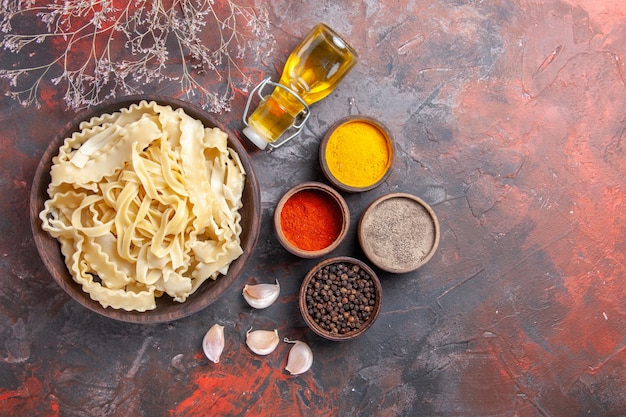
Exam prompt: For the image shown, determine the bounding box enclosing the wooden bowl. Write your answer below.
[29,96,261,323]
[299,256,382,341]
[274,182,349,258]
[319,116,394,193]
[358,193,439,273]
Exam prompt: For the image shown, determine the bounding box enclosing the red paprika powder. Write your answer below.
[280,189,343,251]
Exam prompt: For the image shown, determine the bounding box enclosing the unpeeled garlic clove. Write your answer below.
[203,323,225,363]
[246,328,279,355]
[242,280,280,309]
[284,338,313,375]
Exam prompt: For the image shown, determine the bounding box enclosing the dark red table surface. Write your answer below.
[1,1,625,416]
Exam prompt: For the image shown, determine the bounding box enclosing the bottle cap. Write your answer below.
[243,126,269,150]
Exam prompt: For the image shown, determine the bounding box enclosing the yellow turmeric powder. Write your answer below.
[324,119,392,188]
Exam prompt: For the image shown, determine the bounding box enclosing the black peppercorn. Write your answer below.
[304,261,378,335]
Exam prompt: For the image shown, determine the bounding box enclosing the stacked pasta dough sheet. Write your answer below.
[40,101,246,312]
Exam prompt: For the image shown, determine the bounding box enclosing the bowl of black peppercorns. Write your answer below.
[299,256,382,341]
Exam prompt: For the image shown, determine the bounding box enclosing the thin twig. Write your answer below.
[0,0,273,110]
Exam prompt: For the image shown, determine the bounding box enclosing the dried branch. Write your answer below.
[0,0,274,111]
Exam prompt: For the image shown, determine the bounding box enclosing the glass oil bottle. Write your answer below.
[242,23,358,149]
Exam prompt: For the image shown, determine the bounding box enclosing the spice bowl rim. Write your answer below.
[358,192,440,274]
[298,256,383,341]
[274,181,350,259]
[319,116,395,193]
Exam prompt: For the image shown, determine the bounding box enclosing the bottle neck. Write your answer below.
[244,82,310,148]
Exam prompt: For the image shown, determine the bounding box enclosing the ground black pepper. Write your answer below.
[304,262,377,335]
[359,195,438,272]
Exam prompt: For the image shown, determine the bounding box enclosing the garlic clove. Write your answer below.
[284,338,313,375]
[202,323,225,363]
[242,280,280,309]
[246,328,279,355]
